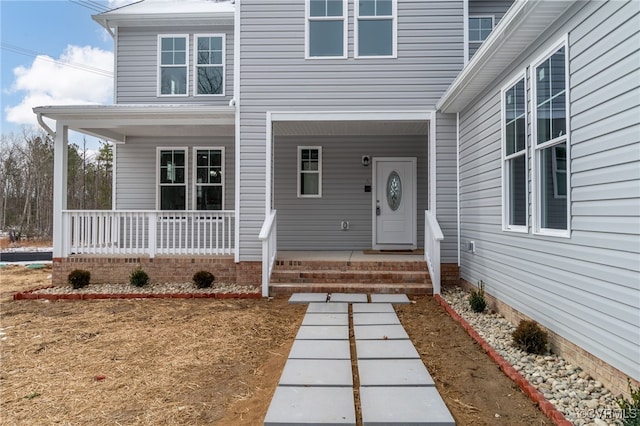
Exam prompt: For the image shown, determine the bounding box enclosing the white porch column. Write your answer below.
[52,123,68,258]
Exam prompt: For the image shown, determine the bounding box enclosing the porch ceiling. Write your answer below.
[33,104,235,143]
[273,120,429,137]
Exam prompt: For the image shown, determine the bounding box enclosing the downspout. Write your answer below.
[233,0,241,264]
[36,112,56,137]
[456,112,461,267]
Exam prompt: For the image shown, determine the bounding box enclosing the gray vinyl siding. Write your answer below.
[274,135,427,250]
[115,25,234,104]
[468,0,514,59]
[436,112,459,263]
[458,0,640,380]
[238,0,465,260]
[115,136,235,211]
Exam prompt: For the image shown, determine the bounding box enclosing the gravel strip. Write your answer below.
[442,288,623,426]
[33,282,260,295]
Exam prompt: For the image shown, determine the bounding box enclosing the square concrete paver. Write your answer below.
[264,386,356,425]
[329,293,368,303]
[289,340,351,359]
[358,359,434,386]
[301,313,349,326]
[307,302,349,314]
[353,312,400,326]
[296,325,349,340]
[354,324,409,340]
[289,293,328,304]
[360,386,455,425]
[370,294,410,304]
[279,359,353,387]
[356,339,420,359]
[352,303,395,313]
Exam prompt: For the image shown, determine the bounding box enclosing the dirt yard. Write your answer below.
[0,265,550,425]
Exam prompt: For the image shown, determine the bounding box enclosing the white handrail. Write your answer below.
[61,210,235,257]
[424,210,444,294]
[259,209,277,298]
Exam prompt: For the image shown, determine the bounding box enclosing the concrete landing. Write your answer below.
[329,293,368,303]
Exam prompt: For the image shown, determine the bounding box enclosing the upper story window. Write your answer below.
[158,35,188,96]
[298,146,322,197]
[502,75,527,232]
[195,35,225,96]
[532,40,570,235]
[158,148,187,210]
[356,0,397,57]
[469,16,494,43]
[306,0,347,58]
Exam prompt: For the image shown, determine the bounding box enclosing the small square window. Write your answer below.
[469,16,494,43]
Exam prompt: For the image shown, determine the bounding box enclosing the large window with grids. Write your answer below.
[194,148,224,210]
[158,148,187,210]
[195,35,225,96]
[158,35,188,96]
[356,0,397,57]
[532,41,569,235]
[502,75,528,232]
[306,0,347,58]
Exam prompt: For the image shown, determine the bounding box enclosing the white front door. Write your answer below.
[373,158,417,248]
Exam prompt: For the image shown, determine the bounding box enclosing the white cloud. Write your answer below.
[5,45,114,127]
[107,0,139,8]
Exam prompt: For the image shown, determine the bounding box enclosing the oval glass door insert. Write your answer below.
[386,171,402,211]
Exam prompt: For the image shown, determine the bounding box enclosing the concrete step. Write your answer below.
[269,282,433,296]
[270,269,431,284]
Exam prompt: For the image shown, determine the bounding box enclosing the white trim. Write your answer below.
[111,143,117,210]
[266,112,273,216]
[354,0,397,59]
[234,0,241,263]
[531,35,570,238]
[156,147,188,210]
[53,123,68,258]
[305,0,348,59]
[371,157,418,250]
[193,33,226,97]
[468,15,495,43]
[297,146,323,198]
[500,70,528,233]
[192,147,225,210]
[429,111,437,214]
[113,26,119,102]
[157,34,189,97]
[455,112,461,266]
[462,0,469,66]
[269,110,433,122]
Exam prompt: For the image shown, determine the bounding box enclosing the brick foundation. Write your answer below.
[440,263,460,286]
[457,278,639,399]
[52,256,261,290]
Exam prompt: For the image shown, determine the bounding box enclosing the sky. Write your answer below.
[0,0,136,149]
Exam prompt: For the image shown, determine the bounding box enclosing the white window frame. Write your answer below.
[156,147,188,210]
[355,0,398,58]
[501,71,528,233]
[297,146,323,198]
[193,34,226,97]
[192,147,225,210]
[157,34,189,97]
[531,36,571,237]
[305,0,348,59]
[468,15,494,43]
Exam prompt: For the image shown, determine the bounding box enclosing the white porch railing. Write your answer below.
[62,210,235,257]
[258,209,277,298]
[424,210,444,295]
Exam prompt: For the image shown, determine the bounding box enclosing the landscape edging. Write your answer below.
[434,294,573,426]
[13,288,262,301]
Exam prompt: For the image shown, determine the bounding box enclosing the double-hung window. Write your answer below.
[532,41,570,235]
[306,0,347,58]
[158,35,188,96]
[356,0,397,57]
[502,75,527,231]
[158,148,187,210]
[194,148,224,210]
[469,16,494,43]
[298,147,322,197]
[195,35,225,96]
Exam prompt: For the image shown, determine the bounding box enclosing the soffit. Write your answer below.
[273,120,429,137]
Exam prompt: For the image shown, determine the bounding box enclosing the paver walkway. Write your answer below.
[264,293,456,426]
